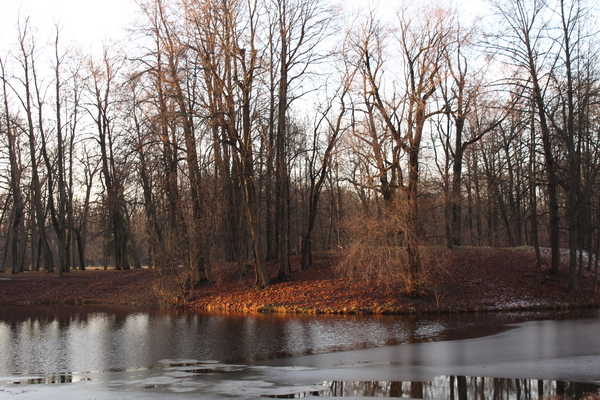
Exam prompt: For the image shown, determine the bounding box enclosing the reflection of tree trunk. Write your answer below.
[557,380,565,396]
[389,381,403,397]
[410,381,423,398]
[457,376,467,400]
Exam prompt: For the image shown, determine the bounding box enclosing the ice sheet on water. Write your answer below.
[158,359,205,367]
[3,314,600,398]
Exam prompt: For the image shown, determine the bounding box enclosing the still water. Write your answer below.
[0,307,599,398]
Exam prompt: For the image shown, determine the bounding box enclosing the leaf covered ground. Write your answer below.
[0,268,163,307]
[189,247,600,314]
[1,247,600,314]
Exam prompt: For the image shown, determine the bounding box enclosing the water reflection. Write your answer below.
[0,308,599,399]
[320,377,600,399]
[1,306,560,375]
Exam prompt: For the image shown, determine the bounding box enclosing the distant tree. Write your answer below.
[435,21,511,249]
[301,68,352,270]
[73,146,99,271]
[267,0,331,278]
[87,49,131,270]
[488,0,561,275]
[0,57,26,274]
[14,20,55,273]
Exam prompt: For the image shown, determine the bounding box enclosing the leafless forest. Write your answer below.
[1,0,599,297]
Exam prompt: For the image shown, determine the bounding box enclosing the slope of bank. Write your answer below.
[1,247,599,313]
[189,247,600,314]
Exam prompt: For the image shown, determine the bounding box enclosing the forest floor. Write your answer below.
[1,247,600,314]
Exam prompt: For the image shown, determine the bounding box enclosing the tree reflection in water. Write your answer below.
[320,376,600,399]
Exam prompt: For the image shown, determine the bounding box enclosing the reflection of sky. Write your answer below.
[1,309,598,379]
[0,322,11,373]
[1,311,600,398]
[66,313,114,373]
[0,311,442,374]
[262,312,600,383]
[119,313,150,368]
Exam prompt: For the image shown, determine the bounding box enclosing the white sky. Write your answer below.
[0,0,139,53]
[0,0,489,56]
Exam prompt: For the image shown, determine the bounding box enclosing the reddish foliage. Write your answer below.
[189,247,600,314]
[1,247,599,313]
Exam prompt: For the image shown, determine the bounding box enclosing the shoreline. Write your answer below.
[2,247,600,315]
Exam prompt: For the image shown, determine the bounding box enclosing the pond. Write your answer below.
[0,307,599,399]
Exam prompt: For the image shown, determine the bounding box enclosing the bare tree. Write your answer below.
[268,0,331,278]
[301,67,352,270]
[14,20,55,273]
[352,5,454,295]
[488,0,562,275]
[152,0,209,285]
[87,49,131,270]
[0,57,26,274]
[435,21,512,249]
[187,0,271,287]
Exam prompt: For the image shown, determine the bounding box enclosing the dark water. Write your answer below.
[0,306,567,374]
[0,307,599,398]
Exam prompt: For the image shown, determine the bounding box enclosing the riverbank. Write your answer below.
[1,247,599,313]
[189,247,600,314]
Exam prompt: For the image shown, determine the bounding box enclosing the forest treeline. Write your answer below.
[1,0,599,298]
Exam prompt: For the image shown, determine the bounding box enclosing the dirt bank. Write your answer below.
[1,247,599,314]
[0,268,163,307]
[188,247,600,314]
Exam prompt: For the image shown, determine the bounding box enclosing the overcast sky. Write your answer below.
[0,0,139,53]
[0,0,488,55]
